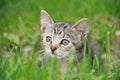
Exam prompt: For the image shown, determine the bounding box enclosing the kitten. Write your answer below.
[40,10,99,62]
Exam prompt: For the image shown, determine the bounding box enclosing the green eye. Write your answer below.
[46,36,52,42]
[60,39,70,45]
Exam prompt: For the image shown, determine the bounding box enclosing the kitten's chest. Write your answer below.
[60,60,68,74]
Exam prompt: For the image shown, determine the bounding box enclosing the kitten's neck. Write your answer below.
[75,37,99,62]
[75,38,91,62]
[75,43,84,61]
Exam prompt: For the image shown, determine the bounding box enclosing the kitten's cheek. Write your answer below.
[45,48,51,55]
[58,46,64,51]
[43,42,50,46]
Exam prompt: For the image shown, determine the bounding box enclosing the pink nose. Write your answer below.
[50,44,58,54]
[50,47,57,53]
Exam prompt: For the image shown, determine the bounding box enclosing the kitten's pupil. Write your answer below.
[60,39,69,45]
[46,36,52,42]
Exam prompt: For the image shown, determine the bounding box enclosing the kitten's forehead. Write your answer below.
[54,22,72,34]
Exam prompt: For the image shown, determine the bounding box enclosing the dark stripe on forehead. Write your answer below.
[53,22,73,38]
[54,27,57,34]
[54,22,70,32]
[63,23,69,29]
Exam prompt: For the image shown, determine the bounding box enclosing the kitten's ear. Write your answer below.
[41,10,54,32]
[71,18,89,36]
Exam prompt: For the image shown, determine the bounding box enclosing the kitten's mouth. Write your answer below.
[51,52,69,59]
[52,52,55,55]
[51,52,60,58]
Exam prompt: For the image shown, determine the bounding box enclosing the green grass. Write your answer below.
[0,0,120,80]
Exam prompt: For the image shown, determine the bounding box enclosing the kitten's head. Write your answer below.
[41,10,89,59]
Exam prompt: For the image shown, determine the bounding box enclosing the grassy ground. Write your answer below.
[0,0,120,80]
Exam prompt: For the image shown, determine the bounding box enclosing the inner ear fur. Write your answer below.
[41,10,54,32]
[71,18,89,36]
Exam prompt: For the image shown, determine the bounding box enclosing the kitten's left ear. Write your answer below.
[41,10,54,32]
[71,18,89,36]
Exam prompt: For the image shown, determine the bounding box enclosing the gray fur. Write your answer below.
[41,10,99,62]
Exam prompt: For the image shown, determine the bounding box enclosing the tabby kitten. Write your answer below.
[41,10,99,62]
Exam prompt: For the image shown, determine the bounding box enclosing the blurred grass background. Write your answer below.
[0,0,120,45]
[0,0,120,80]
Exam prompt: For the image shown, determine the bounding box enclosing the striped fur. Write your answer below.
[41,10,99,62]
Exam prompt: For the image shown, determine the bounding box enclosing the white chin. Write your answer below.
[56,53,69,59]
[50,54,55,57]
[48,53,66,59]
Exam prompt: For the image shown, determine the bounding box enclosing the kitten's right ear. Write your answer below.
[41,10,54,32]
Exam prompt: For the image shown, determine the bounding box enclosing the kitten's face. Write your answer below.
[41,10,89,59]
[42,22,74,58]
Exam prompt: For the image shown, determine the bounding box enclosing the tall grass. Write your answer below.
[0,28,119,80]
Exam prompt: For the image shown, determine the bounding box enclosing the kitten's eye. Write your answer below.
[46,36,52,42]
[60,39,70,45]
